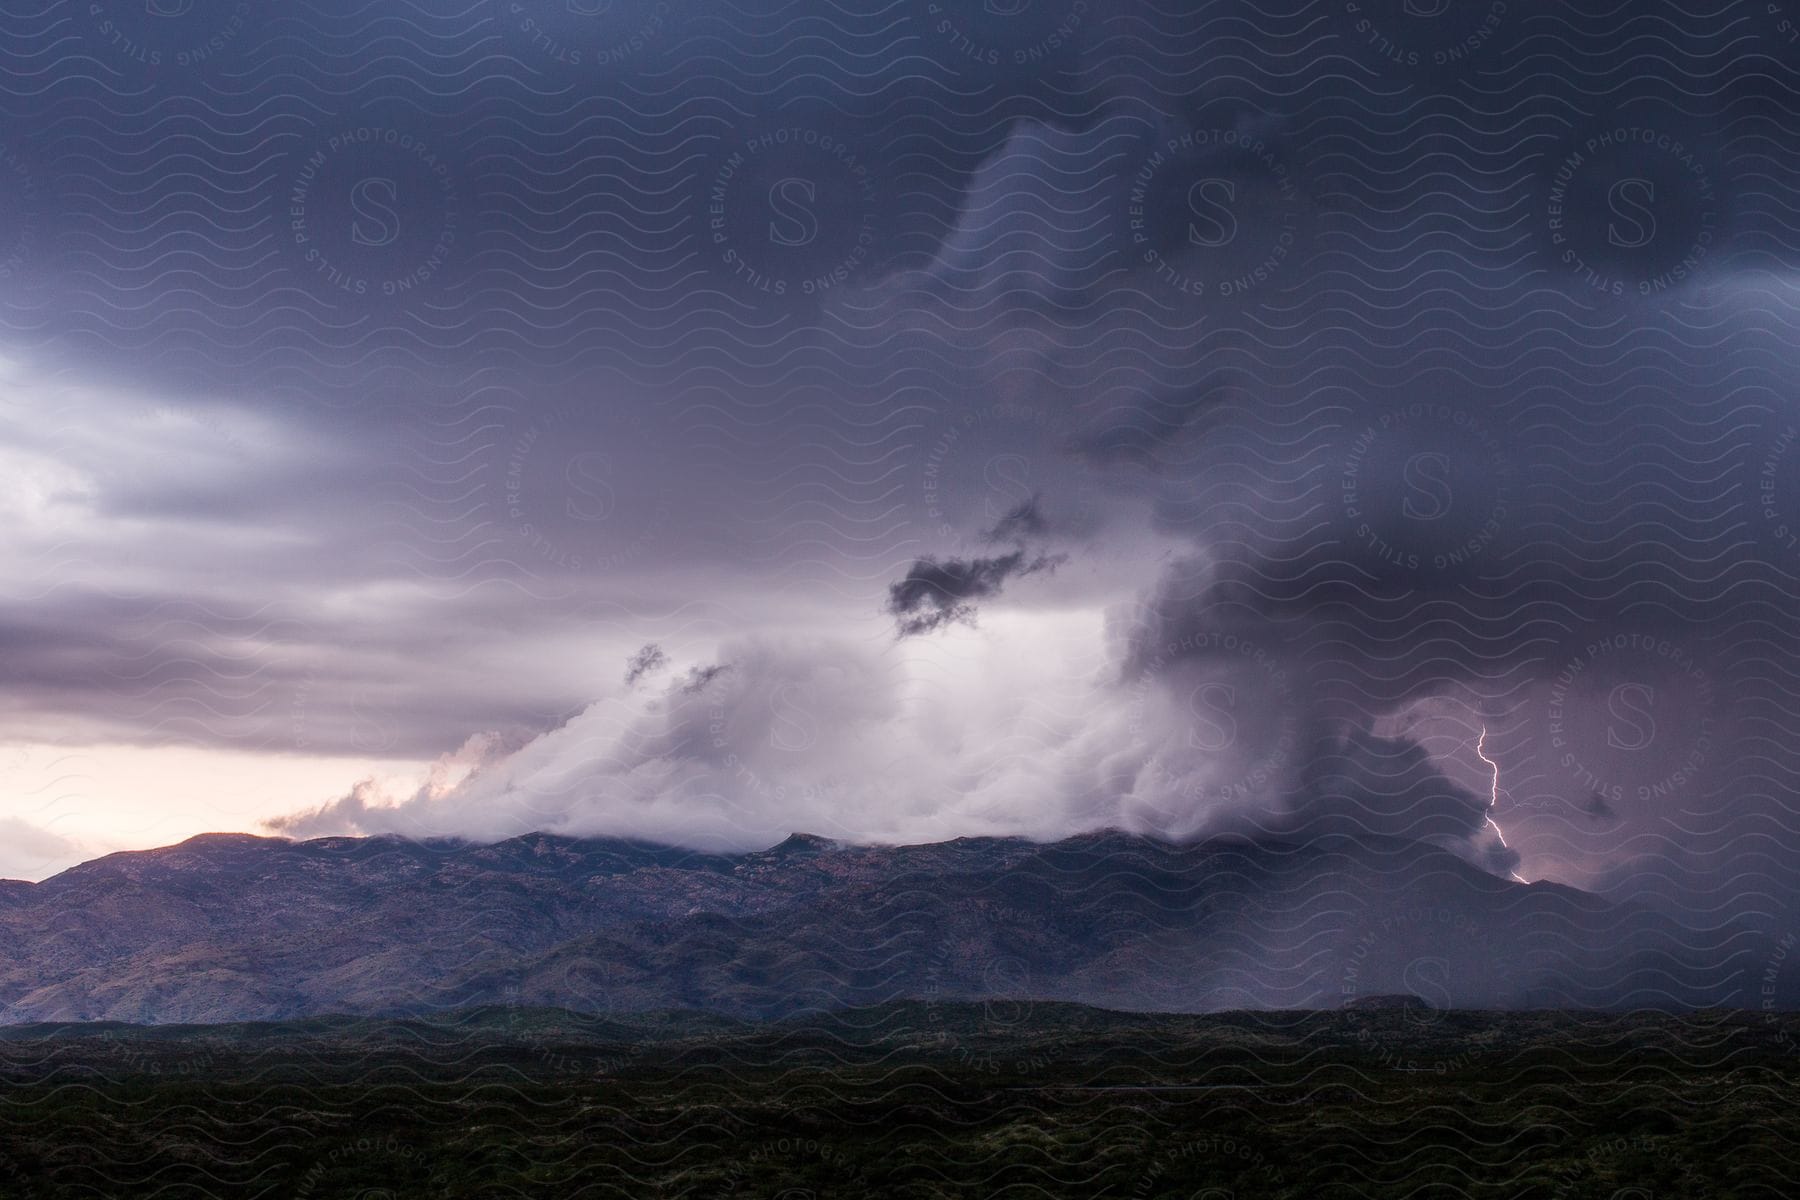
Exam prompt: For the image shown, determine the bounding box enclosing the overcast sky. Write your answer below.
[1,0,1798,933]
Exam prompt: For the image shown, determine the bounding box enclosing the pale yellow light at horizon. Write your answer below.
[0,742,429,882]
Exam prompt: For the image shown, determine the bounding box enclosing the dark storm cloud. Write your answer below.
[886,550,1066,637]
[881,496,1074,636]
[679,664,731,695]
[0,0,1796,918]
[1280,728,1524,881]
[815,1,1792,893]
[0,580,571,758]
[624,644,669,687]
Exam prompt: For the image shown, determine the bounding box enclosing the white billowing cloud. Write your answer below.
[270,604,1320,852]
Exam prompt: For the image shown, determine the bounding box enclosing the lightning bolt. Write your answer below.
[1475,728,1528,884]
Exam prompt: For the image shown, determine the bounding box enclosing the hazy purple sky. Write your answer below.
[1,0,1796,935]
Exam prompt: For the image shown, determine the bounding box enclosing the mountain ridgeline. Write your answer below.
[0,831,1781,1024]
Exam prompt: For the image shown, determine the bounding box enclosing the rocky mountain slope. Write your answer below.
[0,830,1777,1023]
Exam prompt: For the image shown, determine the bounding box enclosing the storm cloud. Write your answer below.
[0,0,1794,951]
[886,549,1067,637]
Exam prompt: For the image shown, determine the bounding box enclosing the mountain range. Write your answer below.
[0,830,1782,1024]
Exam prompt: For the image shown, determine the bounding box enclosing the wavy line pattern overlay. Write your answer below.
[2,0,1800,1196]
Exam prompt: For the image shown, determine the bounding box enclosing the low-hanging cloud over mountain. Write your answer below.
[1,0,1795,932]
